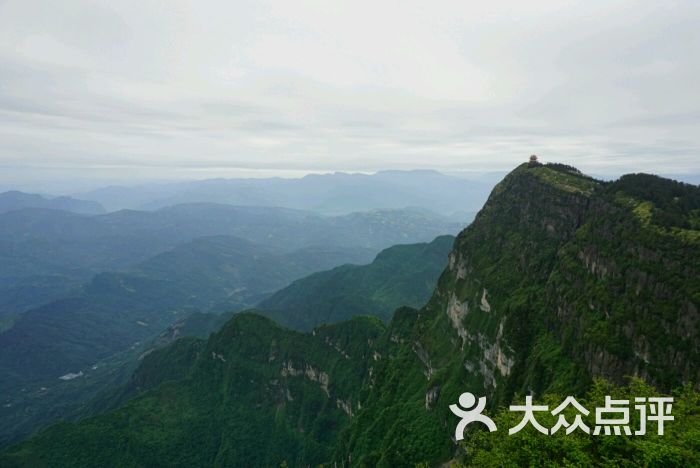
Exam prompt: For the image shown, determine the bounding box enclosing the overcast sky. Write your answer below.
[0,0,698,191]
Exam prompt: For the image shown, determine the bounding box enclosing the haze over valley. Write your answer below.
[1,1,699,466]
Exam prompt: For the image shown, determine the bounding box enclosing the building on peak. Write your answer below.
[528,154,540,167]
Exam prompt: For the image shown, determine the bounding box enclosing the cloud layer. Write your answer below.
[1,0,699,189]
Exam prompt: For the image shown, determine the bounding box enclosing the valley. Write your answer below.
[0,200,459,450]
[2,163,698,466]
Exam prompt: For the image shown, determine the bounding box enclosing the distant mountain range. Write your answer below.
[0,203,461,318]
[0,191,104,215]
[74,170,499,216]
[3,164,697,466]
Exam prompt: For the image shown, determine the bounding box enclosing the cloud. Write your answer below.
[0,0,698,191]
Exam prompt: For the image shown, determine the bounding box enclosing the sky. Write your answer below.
[0,0,699,191]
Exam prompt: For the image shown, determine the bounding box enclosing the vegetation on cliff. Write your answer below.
[259,235,455,330]
[2,163,698,467]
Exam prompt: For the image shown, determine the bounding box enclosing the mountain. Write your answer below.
[0,235,376,392]
[1,313,386,467]
[337,163,700,465]
[3,163,698,466]
[0,204,458,267]
[0,203,459,448]
[0,234,455,448]
[259,235,455,330]
[0,309,232,452]
[0,204,458,317]
[0,191,104,215]
[77,170,500,216]
[0,234,386,448]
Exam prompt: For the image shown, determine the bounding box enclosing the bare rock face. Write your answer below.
[281,361,331,396]
[340,164,699,467]
[425,385,441,410]
[446,293,469,349]
[336,398,354,416]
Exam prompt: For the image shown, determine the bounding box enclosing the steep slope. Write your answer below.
[258,235,455,330]
[336,163,700,466]
[1,313,385,467]
[3,164,697,466]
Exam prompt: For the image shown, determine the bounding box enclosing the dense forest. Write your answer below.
[2,163,698,466]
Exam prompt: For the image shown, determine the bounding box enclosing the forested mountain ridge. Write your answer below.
[337,163,700,465]
[0,233,454,450]
[3,163,698,467]
[2,313,386,467]
[258,235,455,330]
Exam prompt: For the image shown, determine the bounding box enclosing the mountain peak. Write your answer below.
[488,162,600,202]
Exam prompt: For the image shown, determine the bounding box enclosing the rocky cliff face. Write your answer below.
[337,163,699,466]
[545,176,700,389]
[0,314,386,467]
[3,163,698,467]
